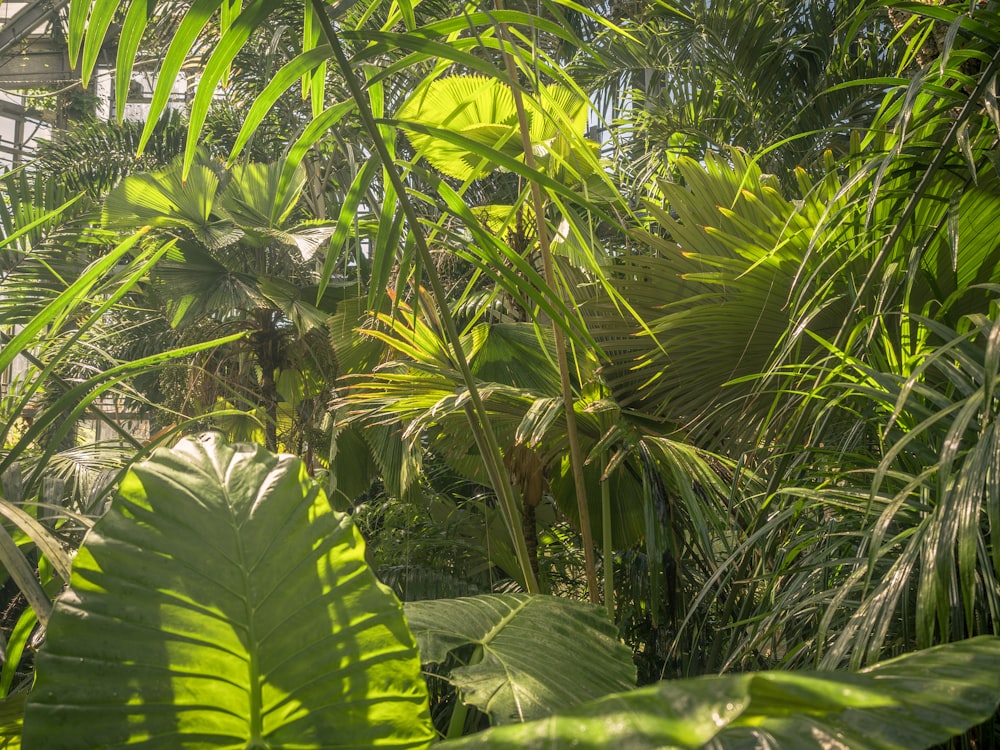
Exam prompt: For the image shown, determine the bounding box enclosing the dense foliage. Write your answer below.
[2,0,1000,747]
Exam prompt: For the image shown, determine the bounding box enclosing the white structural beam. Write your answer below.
[0,0,71,58]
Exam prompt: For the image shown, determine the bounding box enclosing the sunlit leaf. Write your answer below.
[405,594,635,724]
[438,637,1000,749]
[23,435,434,749]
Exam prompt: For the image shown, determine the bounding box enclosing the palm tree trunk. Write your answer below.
[252,310,280,452]
[509,446,544,590]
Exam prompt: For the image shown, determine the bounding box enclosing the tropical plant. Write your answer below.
[0,179,243,709]
[99,153,339,452]
[437,635,1000,750]
[7,1,1000,747]
[33,111,187,197]
[66,0,645,594]
[573,0,1000,678]
[18,435,1000,748]
[578,0,902,184]
[23,433,435,749]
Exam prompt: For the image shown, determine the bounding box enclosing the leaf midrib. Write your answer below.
[224,456,265,745]
[475,596,531,651]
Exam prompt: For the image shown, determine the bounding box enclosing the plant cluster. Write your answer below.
[2,0,1000,747]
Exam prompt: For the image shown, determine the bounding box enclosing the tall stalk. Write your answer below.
[492,3,600,603]
[308,0,540,594]
[602,454,614,619]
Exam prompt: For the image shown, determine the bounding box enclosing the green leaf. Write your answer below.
[301,1,323,116]
[0,229,147,376]
[68,0,97,69]
[103,160,242,250]
[438,674,750,748]
[137,0,225,158]
[404,594,636,724]
[526,84,588,145]
[0,693,23,750]
[23,434,434,749]
[222,161,304,228]
[78,0,122,86]
[468,324,561,395]
[226,46,333,166]
[398,76,519,181]
[184,0,274,174]
[396,0,416,31]
[397,75,590,184]
[278,100,357,210]
[257,277,332,334]
[0,524,49,629]
[0,194,82,254]
[0,500,71,584]
[437,637,1000,750]
[318,156,378,299]
[327,419,380,509]
[114,0,152,123]
[0,608,36,697]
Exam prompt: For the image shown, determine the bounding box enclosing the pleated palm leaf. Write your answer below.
[337,291,753,634]
[100,154,339,451]
[588,150,859,450]
[633,4,1000,672]
[397,75,594,184]
[577,41,1000,669]
[594,110,1000,437]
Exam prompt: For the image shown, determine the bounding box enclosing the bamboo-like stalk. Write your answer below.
[602,455,614,619]
[309,0,540,594]
[492,3,601,604]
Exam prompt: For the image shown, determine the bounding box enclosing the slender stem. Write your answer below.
[602,455,614,620]
[492,4,600,603]
[310,0,539,593]
[446,699,470,739]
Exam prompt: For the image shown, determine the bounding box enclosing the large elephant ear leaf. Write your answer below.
[436,636,1000,750]
[23,433,434,750]
[404,594,635,725]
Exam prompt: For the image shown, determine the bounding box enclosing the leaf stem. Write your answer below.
[446,699,469,739]
[492,2,600,603]
[602,455,614,619]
